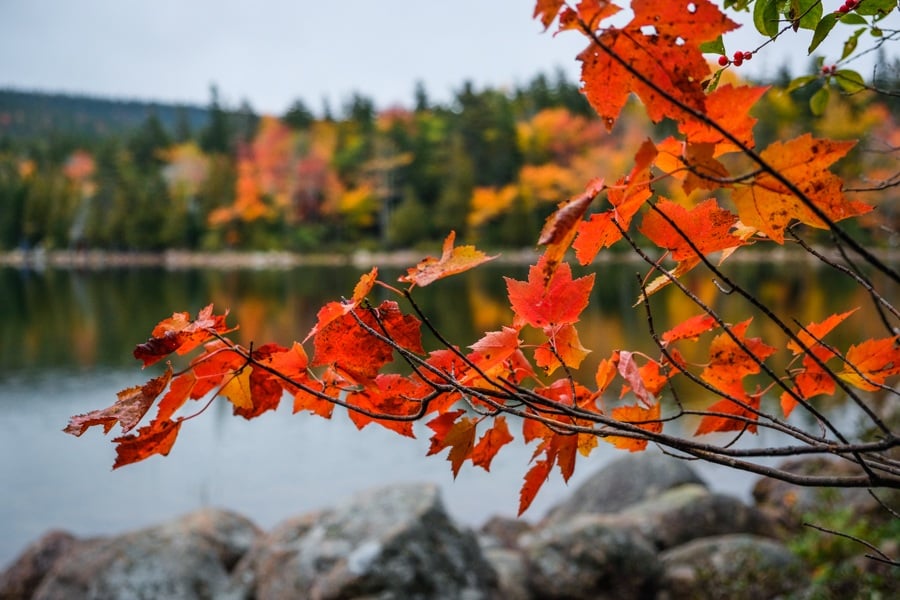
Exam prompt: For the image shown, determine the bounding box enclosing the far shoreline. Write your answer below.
[0,245,897,271]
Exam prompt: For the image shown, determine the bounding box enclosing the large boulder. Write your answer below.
[226,482,498,599]
[658,534,808,600]
[618,484,779,549]
[543,453,706,525]
[0,530,79,599]
[521,514,661,599]
[753,457,900,529]
[25,508,260,600]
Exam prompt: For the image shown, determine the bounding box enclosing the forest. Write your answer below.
[2,58,899,255]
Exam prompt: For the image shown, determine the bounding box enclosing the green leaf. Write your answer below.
[838,13,867,25]
[842,28,866,59]
[855,0,896,18]
[795,0,823,31]
[700,35,726,56]
[754,0,781,37]
[809,13,838,54]
[835,69,866,93]
[705,69,725,93]
[810,86,830,116]
[786,74,818,93]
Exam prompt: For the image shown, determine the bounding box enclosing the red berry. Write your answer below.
[743,51,752,61]
[718,55,730,66]
[733,50,743,60]
[838,4,849,13]
[733,56,744,67]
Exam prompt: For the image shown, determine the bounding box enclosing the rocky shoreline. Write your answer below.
[1,453,896,599]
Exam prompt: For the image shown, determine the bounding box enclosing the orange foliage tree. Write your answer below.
[67,0,900,528]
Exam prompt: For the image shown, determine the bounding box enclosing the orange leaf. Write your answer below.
[781,352,836,418]
[134,304,232,367]
[839,336,900,391]
[519,458,552,516]
[399,231,496,288]
[533,0,565,29]
[219,369,253,410]
[662,313,719,344]
[640,199,743,263]
[678,85,769,151]
[695,385,761,435]
[733,134,871,243]
[345,374,424,437]
[426,410,477,478]
[471,416,515,472]
[64,365,173,436]
[701,319,776,390]
[788,308,859,355]
[557,0,622,32]
[534,323,591,375]
[312,300,424,383]
[538,178,603,282]
[112,419,182,469]
[606,402,662,451]
[578,0,737,128]
[506,257,595,330]
[304,268,379,342]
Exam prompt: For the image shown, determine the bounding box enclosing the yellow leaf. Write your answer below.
[220,369,253,410]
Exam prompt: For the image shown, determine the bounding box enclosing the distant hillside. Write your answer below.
[0,89,210,140]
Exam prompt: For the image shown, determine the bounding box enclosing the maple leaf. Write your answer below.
[304,268,378,342]
[534,323,591,375]
[312,300,424,383]
[678,85,769,152]
[112,419,182,469]
[695,383,762,435]
[533,0,565,29]
[519,458,552,515]
[345,373,425,437]
[781,351,837,418]
[733,134,872,243]
[787,309,859,355]
[640,199,743,263]
[573,147,653,264]
[558,0,622,33]
[617,351,653,406]
[64,366,173,436]
[506,257,595,331]
[538,178,603,282]
[839,336,900,392]
[229,344,288,419]
[219,369,254,411]
[398,231,496,288]
[134,305,232,367]
[701,319,777,391]
[426,410,477,477]
[578,0,737,128]
[606,402,662,451]
[471,416,515,472]
[662,313,719,344]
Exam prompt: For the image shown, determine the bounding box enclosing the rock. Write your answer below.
[658,534,808,600]
[521,514,661,599]
[478,516,532,550]
[29,508,260,600]
[543,453,706,525]
[227,482,498,599]
[752,457,900,529]
[619,484,779,549]
[0,530,79,600]
[480,548,530,600]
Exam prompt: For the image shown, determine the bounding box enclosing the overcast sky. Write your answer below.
[0,1,893,115]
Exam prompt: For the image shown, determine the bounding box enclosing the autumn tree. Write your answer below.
[68,0,900,562]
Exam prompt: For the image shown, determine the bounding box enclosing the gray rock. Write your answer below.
[753,457,900,530]
[543,453,706,525]
[521,514,661,599]
[227,483,498,600]
[480,548,530,600]
[619,483,779,549]
[0,530,79,600]
[31,508,260,600]
[658,534,808,600]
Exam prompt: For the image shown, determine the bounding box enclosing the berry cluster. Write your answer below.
[821,64,838,75]
[718,51,753,67]
[836,0,859,14]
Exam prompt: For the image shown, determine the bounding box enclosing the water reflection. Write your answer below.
[0,258,894,567]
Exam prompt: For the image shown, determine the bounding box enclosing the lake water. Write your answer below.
[0,258,891,567]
